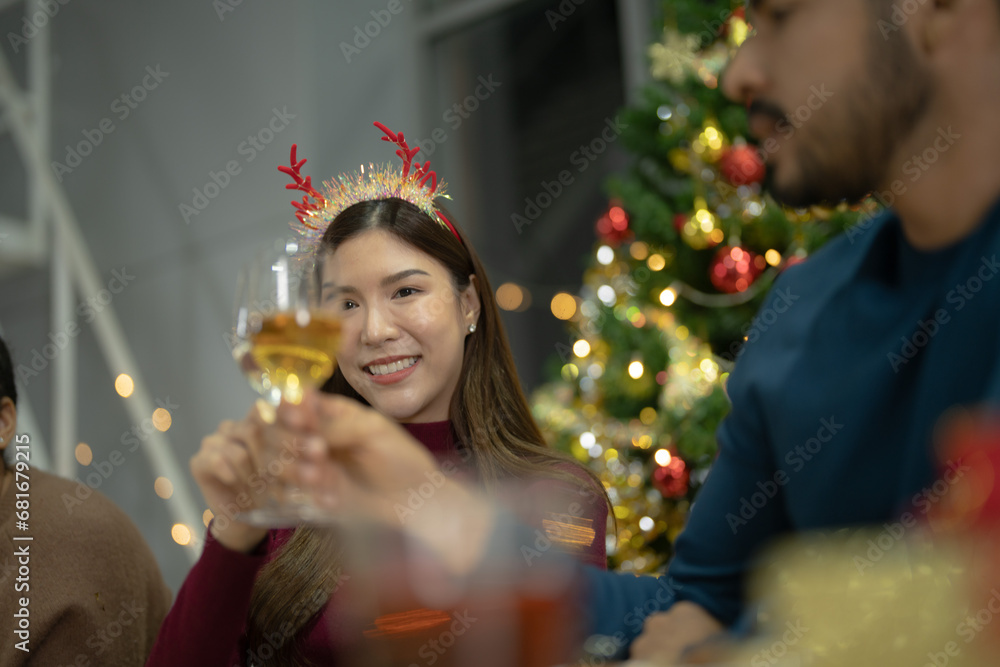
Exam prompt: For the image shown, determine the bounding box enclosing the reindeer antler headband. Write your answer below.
[278,122,458,251]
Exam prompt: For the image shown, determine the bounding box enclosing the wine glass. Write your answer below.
[229,238,341,526]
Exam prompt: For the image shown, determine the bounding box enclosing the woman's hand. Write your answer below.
[189,408,273,553]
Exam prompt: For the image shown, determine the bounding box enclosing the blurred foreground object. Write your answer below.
[718,410,1000,667]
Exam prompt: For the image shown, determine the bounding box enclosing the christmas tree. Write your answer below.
[531,0,877,572]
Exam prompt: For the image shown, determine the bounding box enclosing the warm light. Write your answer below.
[675,326,689,341]
[613,505,630,520]
[597,285,617,306]
[630,242,649,261]
[202,509,214,527]
[609,206,627,226]
[605,448,619,461]
[550,293,577,320]
[561,363,580,380]
[659,288,677,307]
[709,229,725,244]
[633,434,653,449]
[695,209,715,232]
[655,449,673,466]
[639,516,655,531]
[628,361,644,379]
[580,432,596,449]
[115,374,134,398]
[496,283,525,311]
[171,523,192,546]
[765,249,782,266]
[596,245,615,265]
[75,443,93,466]
[647,254,666,271]
[640,407,657,425]
[152,408,172,432]
[573,340,591,357]
[154,477,174,499]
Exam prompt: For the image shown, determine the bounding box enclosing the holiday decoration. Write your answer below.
[278,122,457,252]
[709,245,765,294]
[719,144,766,186]
[595,202,631,245]
[531,0,877,572]
[652,457,689,498]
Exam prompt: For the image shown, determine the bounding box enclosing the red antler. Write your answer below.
[373,121,439,196]
[278,144,327,229]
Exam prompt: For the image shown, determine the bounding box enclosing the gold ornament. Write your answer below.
[648,30,701,85]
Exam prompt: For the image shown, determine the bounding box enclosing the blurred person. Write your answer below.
[146,125,609,666]
[270,0,1000,663]
[0,334,171,666]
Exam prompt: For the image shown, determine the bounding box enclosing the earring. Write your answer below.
[468,324,477,333]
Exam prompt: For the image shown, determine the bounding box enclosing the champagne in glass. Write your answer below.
[229,239,341,525]
[248,312,341,405]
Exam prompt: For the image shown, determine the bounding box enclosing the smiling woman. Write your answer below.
[147,125,610,666]
[318,219,479,425]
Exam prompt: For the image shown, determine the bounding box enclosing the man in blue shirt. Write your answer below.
[267,0,1000,661]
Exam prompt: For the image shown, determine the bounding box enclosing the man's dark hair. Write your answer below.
[0,335,15,407]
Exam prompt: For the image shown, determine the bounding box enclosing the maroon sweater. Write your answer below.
[146,421,606,666]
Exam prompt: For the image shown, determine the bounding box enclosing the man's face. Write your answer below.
[723,0,932,207]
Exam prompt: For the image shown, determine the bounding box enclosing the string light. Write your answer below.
[561,363,580,380]
[115,374,134,398]
[628,361,645,379]
[154,477,174,499]
[496,283,526,311]
[550,293,577,320]
[75,443,92,466]
[596,245,615,265]
[573,340,592,357]
[171,524,192,546]
[152,408,172,432]
[630,242,649,260]
[648,254,667,271]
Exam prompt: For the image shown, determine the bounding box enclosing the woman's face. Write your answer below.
[320,230,480,423]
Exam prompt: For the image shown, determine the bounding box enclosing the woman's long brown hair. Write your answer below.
[245,198,609,665]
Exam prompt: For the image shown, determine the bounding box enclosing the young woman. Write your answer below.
[147,125,609,666]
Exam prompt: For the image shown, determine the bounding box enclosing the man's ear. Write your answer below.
[462,275,482,330]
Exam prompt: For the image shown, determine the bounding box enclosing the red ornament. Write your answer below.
[720,145,765,186]
[710,245,764,293]
[653,457,689,498]
[596,202,631,245]
[930,412,1000,650]
[673,213,687,233]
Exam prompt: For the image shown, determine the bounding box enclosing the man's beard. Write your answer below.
[765,27,933,209]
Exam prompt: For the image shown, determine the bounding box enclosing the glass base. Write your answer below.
[235,500,336,528]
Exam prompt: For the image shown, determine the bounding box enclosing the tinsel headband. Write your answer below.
[278,121,458,251]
